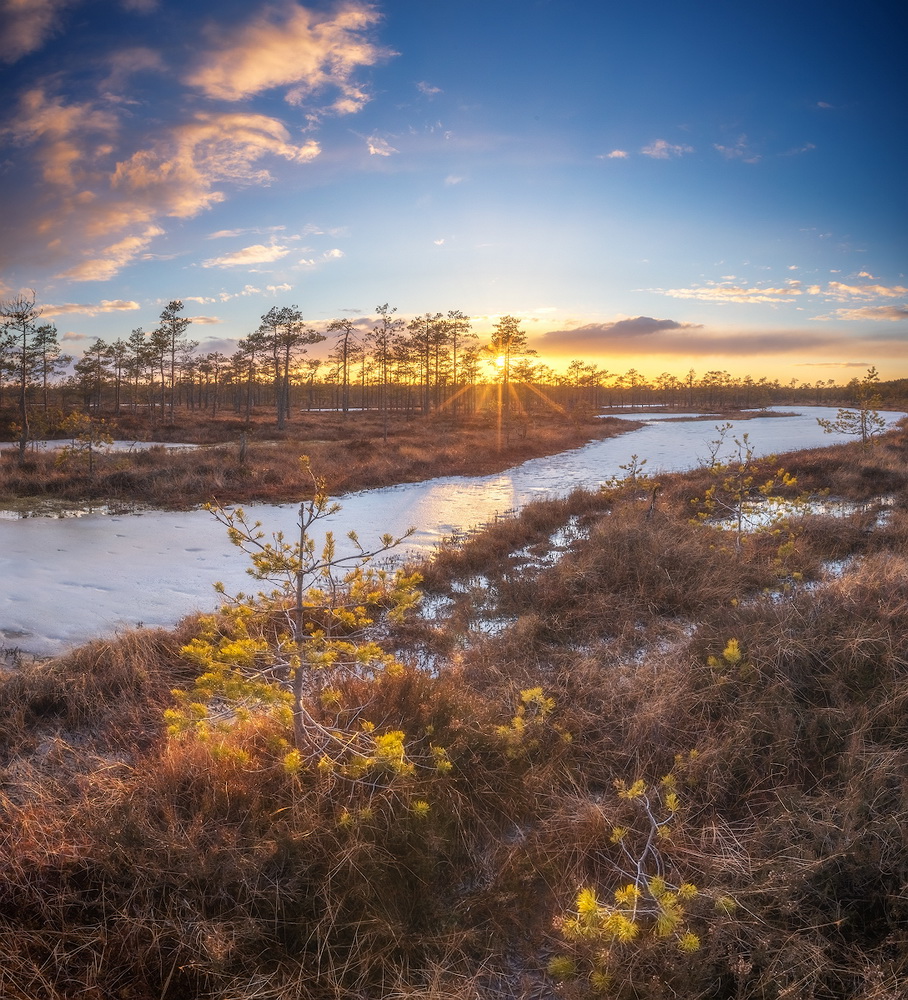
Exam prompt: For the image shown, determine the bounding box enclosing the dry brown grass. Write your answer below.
[1,424,907,997]
[0,410,631,509]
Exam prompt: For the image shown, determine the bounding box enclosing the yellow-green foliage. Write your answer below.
[168,459,423,764]
[555,773,725,986]
[689,425,813,564]
[495,685,564,757]
[706,637,757,681]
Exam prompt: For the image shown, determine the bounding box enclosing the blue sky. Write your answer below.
[1,0,905,380]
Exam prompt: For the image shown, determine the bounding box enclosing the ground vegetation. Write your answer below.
[1,420,907,998]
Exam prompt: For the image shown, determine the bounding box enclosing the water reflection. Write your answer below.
[1,407,902,655]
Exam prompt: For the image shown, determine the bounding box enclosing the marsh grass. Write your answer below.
[0,410,630,509]
[1,423,907,997]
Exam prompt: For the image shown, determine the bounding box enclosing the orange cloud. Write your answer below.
[42,298,141,316]
[823,281,908,301]
[113,112,320,219]
[9,87,117,188]
[0,0,74,63]
[185,1,388,112]
[202,244,291,268]
[59,226,164,281]
[813,306,908,322]
[660,284,800,304]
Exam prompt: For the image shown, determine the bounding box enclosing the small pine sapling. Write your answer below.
[167,457,423,768]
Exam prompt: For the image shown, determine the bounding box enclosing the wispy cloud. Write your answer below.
[8,87,117,188]
[185,1,389,112]
[714,134,761,163]
[417,81,441,96]
[780,141,816,156]
[813,305,908,322]
[659,284,800,304]
[113,112,320,218]
[207,225,287,240]
[5,4,385,283]
[59,226,164,281]
[9,91,322,279]
[640,139,694,159]
[0,0,74,63]
[202,244,291,268]
[185,285,267,303]
[100,46,165,96]
[42,298,141,317]
[298,248,345,267]
[820,281,908,301]
[599,149,628,159]
[367,134,397,156]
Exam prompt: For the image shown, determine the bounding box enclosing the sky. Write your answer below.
[0,0,905,382]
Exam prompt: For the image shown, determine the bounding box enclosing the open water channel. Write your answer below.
[1,406,902,656]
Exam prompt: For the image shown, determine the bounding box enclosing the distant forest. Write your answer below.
[2,295,906,434]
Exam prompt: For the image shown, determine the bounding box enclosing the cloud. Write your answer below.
[297,248,345,267]
[659,284,801,304]
[187,315,221,324]
[780,142,816,156]
[814,306,908,322]
[207,225,286,239]
[59,226,164,281]
[417,81,441,96]
[713,135,761,163]
[822,281,908,301]
[202,244,291,268]
[367,134,397,156]
[10,97,321,279]
[8,87,117,189]
[101,47,165,96]
[640,139,694,159]
[540,316,702,351]
[538,321,899,360]
[600,149,628,159]
[0,0,74,63]
[42,299,141,317]
[185,1,389,112]
[216,285,263,300]
[445,174,464,185]
[120,0,157,11]
[112,112,320,219]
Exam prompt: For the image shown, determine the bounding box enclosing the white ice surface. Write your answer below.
[1,407,902,655]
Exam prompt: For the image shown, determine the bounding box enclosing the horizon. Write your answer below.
[1,0,905,382]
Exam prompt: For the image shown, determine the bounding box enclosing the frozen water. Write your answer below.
[0,406,902,655]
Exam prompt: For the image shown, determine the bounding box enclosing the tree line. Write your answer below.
[1,292,902,447]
